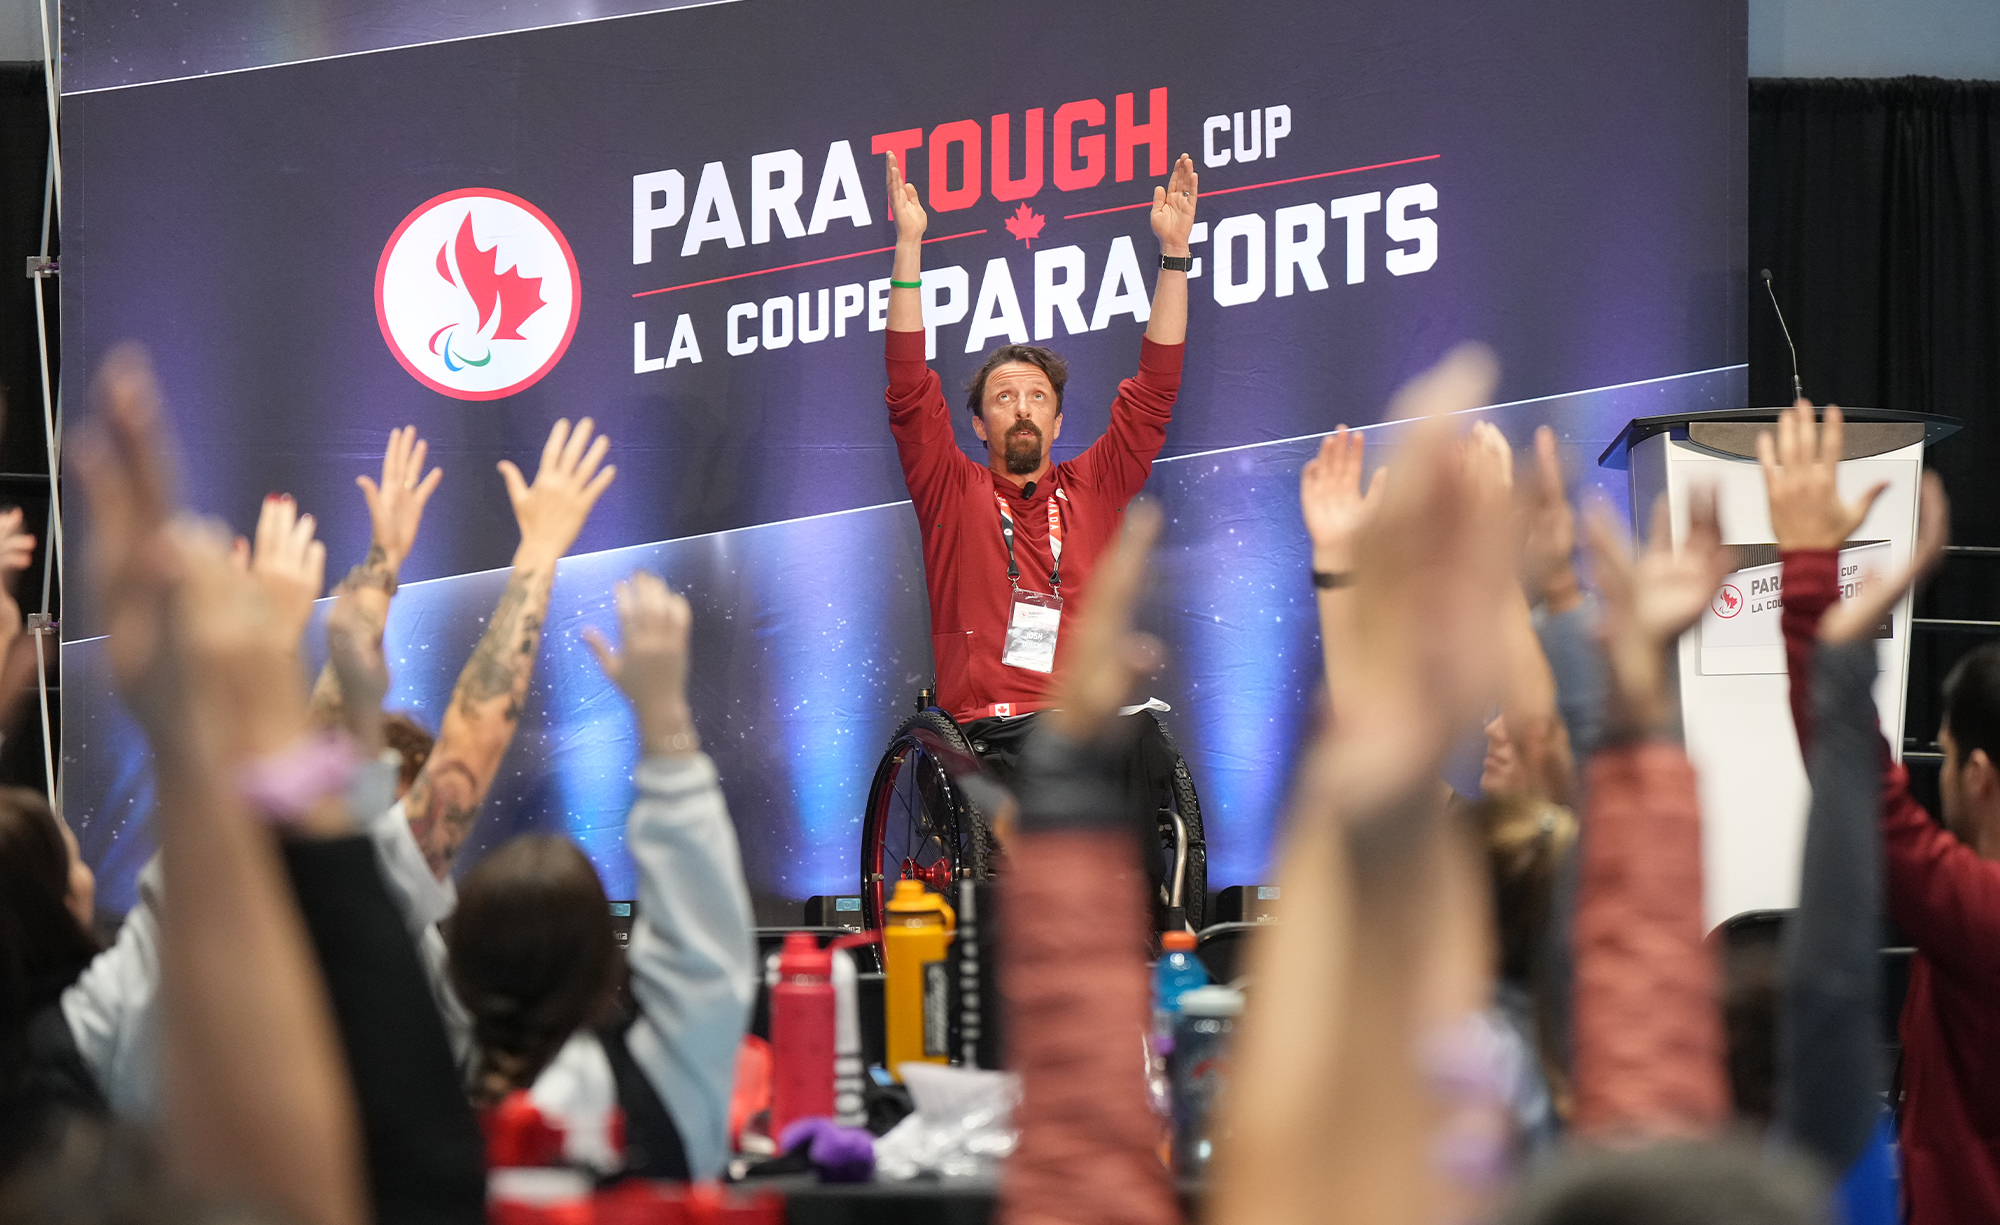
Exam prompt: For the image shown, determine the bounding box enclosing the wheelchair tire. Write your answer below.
[1152,722,1207,932]
[860,709,992,930]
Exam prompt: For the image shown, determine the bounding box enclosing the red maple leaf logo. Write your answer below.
[1004,203,1046,249]
[436,214,545,341]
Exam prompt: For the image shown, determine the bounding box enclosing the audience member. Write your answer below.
[21,337,1984,1225]
[73,342,367,1225]
[1763,402,1997,1223]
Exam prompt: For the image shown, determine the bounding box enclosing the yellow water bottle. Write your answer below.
[882,880,956,1079]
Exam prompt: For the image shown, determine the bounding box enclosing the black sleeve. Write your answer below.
[1776,639,1885,1172]
[281,835,486,1225]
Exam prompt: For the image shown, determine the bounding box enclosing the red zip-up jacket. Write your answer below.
[1782,548,2000,1223]
[884,328,1183,723]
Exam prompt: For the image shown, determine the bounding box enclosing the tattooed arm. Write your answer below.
[309,427,442,727]
[404,418,616,878]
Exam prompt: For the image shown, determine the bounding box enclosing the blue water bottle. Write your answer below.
[1151,930,1210,1048]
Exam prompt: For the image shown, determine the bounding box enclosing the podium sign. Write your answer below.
[1603,410,1956,927]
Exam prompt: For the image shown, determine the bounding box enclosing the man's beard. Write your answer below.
[1002,422,1043,475]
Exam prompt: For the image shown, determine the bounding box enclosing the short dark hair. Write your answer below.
[447,835,621,1106]
[1942,642,2000,764]
[1500,1138,1828,1225]
[965,345,1068,417]
[0,790,99,1044]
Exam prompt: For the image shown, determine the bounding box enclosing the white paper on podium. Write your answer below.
[1699,540,1893,675]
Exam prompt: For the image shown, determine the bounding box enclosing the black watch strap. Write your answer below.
[1159,254,1195,272]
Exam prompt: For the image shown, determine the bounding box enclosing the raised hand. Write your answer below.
[498,417,616,566]
[1584,489,1736,735]
[1046,500,1165,744]
[583,572,698,758]
[1299,426,1385,574]
[886,151,928,244]
[1822,471,1949,644]
[75,344,185,736]
[1151,153,1199,254]
[1521,426,1581,610]
[0,506,36,642]
[325,585,390,751]
[1757,401,1888,551]
[1335,345,1511,786]
[355,425,442,573]
[176,519,314,760]
[249,494,327,654]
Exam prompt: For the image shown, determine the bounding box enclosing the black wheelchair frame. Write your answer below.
[858,704,1207,934]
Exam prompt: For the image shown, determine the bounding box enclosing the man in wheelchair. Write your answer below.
[868,150,1203,928]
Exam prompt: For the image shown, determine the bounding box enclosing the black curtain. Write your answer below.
[0,64,57,795]
[1750,76,2000,763]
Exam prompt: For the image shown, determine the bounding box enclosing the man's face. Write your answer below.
[1940,723,1973,836]
[973,362,1062,476]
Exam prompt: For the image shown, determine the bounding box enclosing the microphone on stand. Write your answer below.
[1760,268,1805,402]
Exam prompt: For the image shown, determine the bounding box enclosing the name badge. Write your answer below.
[1002,587,1063,673]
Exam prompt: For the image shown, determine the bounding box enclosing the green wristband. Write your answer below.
[889,278,922,289]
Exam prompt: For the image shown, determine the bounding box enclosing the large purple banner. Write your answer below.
[63,0,1746,917]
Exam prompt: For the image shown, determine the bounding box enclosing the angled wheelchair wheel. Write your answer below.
[1151,723,1208,933]
[860,709,992,931]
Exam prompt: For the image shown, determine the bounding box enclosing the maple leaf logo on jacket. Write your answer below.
[1004,203,1046,249]
[376,189,581,401]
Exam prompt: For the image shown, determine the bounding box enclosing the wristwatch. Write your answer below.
[1160,254,1195,272]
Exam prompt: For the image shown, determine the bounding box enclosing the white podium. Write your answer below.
[1599,409,1959,928]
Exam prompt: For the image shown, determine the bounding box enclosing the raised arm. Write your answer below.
[1299,425,1385,705]
[1145,153,1197,346]
[583,572,755,1179]
[309,426,442,726]
[885,151,926,334]
[78,346,364,1225]
[1569,492,1734,1141]
[1215,345,1511,1225]
[1469,422,1571,802]
[1001,502,1180,1225]
[405,418,616,878]
[1758,401,1889,751]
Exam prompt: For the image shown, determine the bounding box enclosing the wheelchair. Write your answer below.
[858,694,1208,934]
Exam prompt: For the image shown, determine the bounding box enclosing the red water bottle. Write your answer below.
[769,932,835,1139]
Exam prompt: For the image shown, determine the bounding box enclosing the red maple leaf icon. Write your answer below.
[1004,203,1046,249]
[436,214,546,341]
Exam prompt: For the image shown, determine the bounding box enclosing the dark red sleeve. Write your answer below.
[1781,550,2000,986]
[1780,549,1841,752]
[998,831,1177,1225]
[1571,741,1730,1140]
[1882,763,2000,992]
[886,328,977,515]
[1067,338,1182,502]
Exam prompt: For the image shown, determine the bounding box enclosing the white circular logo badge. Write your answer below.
[375,189,580,400]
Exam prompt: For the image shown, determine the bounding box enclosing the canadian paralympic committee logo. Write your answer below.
[375,189,581,400]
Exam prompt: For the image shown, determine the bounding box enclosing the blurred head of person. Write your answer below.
[1939,643,2000,856]
[445,834,621,1106]
[1473,790,1578,1118]
[382,711,434,802]
[1500,1138,1829,1225]
[0,789,99,1039]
